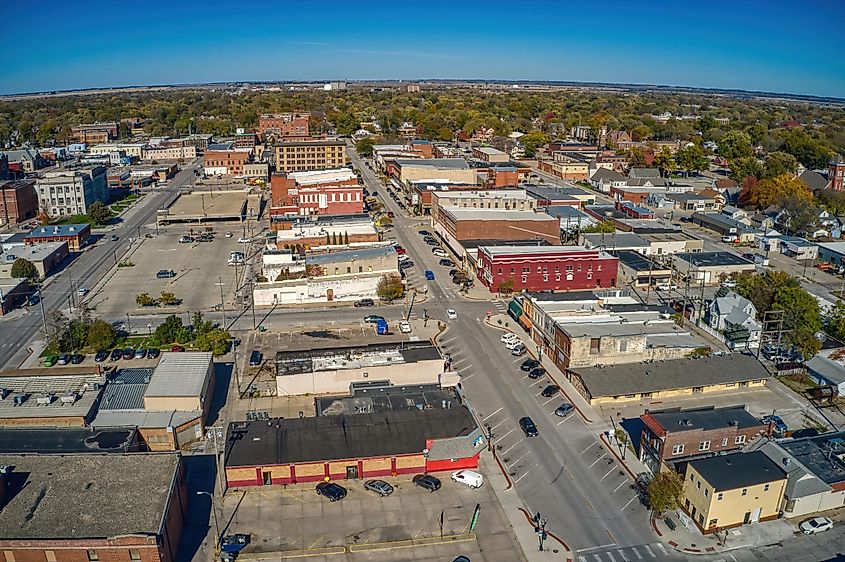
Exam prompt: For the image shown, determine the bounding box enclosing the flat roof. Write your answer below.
[0,427,136,453]
[276,342,441,376]
[442,207,556,222]
[0,374,102,422]
[432,189,531,200]
[545,206,590,219]
[525,185,593,199]
[277,139,344,147]
[582,232,649,249]
[393,158,470,170]
[615,250,669,272]
[571,354,769,398]
[560,320,691,339]
[225,406,477,467]
[481,245,596,256]
[689,451,786,491]
[144,352,211,398]
[162,190,247,220]
[460,239,552,250]
[0,453,180,540]
[287,168,357,185]
[644,405,764,434]
[315,385,457,416]
[25,224,90,239]
[475,147,507,155]
[674,251,754,268]
[818,241,845,254]
[2,242,67,263]
[782,432,845,485]
[307,245,394,265]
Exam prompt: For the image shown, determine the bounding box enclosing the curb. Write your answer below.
[517,507,573,561]
[598,433,641,488]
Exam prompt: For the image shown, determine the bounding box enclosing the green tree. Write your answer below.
[87,319,116,350]
[674,144,708,176]
[783,128,833,168]
[826,301,845,342]
[153,315,183,344]
[136,292,155,307]
[729,156,765,183]
[159,291,178,306]
[520,131,550,158]
[195,328,231,356]
[646,472,684,516]
[582,222,616,234]
[87,201,111,225]
[376,274,404,301]
[653,147,675,178]
[718,130,753,160]
[192,311,214,336]
[497,278,515,294]
[10,258,38,280]
[628,146,650,167]
[773,286,822,358]
[735,270,800,315]
[763,151,798,179]
[355,137,376,157]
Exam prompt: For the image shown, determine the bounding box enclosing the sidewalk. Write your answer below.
[481,451,573,561]
[652,510,796,555]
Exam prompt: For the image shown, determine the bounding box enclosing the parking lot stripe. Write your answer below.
[643,544,656,558]
[613,480,628,493]
[308,536,325,550]
[593,554,602,562]
[617,549,629,561]
[621,496,638,511]
[461,373,475,381]
[507,455,525,467]
[513,468,532,484]
[498,427,516,441]
[600,467,616,481]
[500,441,521,456]
[490,418,509,431]
[580,442,596,455]
[542,397,557,405]
[606,551,617,562]
[654,543,667,556]
[589,454,608,468]
[630,546,642,559]
[483,407,504,421]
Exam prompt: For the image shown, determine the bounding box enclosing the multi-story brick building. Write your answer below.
[0,179,37,225]
[270,169,362,216]
[258,112,311,138]
[234,129,258,149]
[203,143,252,176]
[639,405,771,473]
[35,167,109,217]
[71,122,119,143]
[0,453,186,562]
[25,223,92,251]
[274,140,346,172]
[431,190,537,225]
[142,145,197,161]
[436,207,561,245]
[477,245,617,293]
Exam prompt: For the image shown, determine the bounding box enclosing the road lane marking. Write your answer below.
[577,545,615,553]
[588,454,609,468]
[621,496,638,511]
[583,495,594,511]
[513,468,532,484]
[580,442,597,455]
[483,407,503,420]
[630,546,642,559]
[643,545,656,558]
[600,467,616,481]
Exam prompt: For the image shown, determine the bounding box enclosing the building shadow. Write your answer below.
[620,416,645,455]
[206,362,232,427]
[175,454,216,561]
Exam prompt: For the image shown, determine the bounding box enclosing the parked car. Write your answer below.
[179,235,194,244]
[94,350,109,362]
[502,333,521,344]
[249,350,262,366]
[451,470,484,488]
[225,232,233,238]
[656,282,678,291]
[354,298,375,307]
[134,348,147,359]
[447,309,458,320]
[110,349,122,361]
[43,355,58,367]
[761,415,788,433]
[398,321,412,334]
[122,348,135,360]
[453,557,472,562]
[554,403,575,417]
[170,344,184,352]
[511,345,527,356]
[520,358,540,371]
[439,259,455,267]
[315,482,347,502]
[720,280,737,288]
[396,247,407,255]
[70,354,84,365]
[800,517,833,534]
[528,368,545,379]
[364,315,385,324]
[110,234,119,241]
[504,339,522,350]
[363,480,394,497]
[147,348,160,359]
[238,237,251,244]
[413,474,442,492]
[425,270,435,280]
[541,385,560,397]
[398,254,411,262]
[419,230,431,236]
[399,260,414,269]
[57,354,70,365]
[77,287,89,296]
[156,269,176,279]
[519,416,539,437]
[432,248,449,258]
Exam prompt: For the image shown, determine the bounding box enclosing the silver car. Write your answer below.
[364,479,394,497]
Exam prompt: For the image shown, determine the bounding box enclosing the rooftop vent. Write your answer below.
[0,465,12,476]
[782,457,790,467]
[679,418,692,426]
[727,420,739,426]
[36,394,54,406]
[12,394,28,406]
[60,393,78,405]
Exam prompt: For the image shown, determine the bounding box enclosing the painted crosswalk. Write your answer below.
[577,542,672,562]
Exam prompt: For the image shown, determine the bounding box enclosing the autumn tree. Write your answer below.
[136,292,156,307]
[718,130,754,160]
[653,147,675,178]
[87,201,111,225]
[763,151,799,179]
[744,173,812,209]
[728,156,764,183]
[646,472,684,516]
[355,137,375,157]
[520,131,550,158]
[10,258,38,280]
[376,274,404,301]
[674,144,708,176]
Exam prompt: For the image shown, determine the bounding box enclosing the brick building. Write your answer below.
[71,122,119,143]
[270,169,362,216]
[274,140,346,172]
[234,129,258,149]
[257,112,311,139]
[0,180,37,225]
[203,144,251,176]
[24,224,91,252]
[477,245,617,293]
[436,207,561,245]
[430,190,537,225]
[639,405,771,473]
[0,453,186,562]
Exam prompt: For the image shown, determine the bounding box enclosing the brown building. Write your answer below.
[258,112,311,139]
[0,180,37,225]
[203,146,251,176]
[436,207,561,245]
[25,224,91,252]
[639,405,771,473]
[275,140,347,173]
[71,122,119,143]
[0,453,186,562]
[234,130,258,149]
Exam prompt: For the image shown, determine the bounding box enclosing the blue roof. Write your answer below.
[25,224,90,239]
[544,205,589,219]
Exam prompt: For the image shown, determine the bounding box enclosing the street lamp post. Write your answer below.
[196,491,221,555]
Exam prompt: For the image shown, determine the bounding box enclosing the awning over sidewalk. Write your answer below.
[508,300,523,321]
[518,315,533,331]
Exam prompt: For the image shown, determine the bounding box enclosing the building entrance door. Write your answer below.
[263,471,272,485]
[346,465,359,479]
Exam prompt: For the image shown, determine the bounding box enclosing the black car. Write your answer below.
[399,260,414,269]
[354,298,375,307]
[520,416,539,437]
[70,354,84,365]
[57,354,70,365]
[449,269,459,277]
[419,230,431,236]
[439,259,455,267]
[122,348,135,360]
[94,350,109,362]
[134,348,147,359]
[249,350,262,366]
[541,385,560,397]
[315,482,347,502]
[110,348,122,361]
[413,474,442,492]
[520,359,540,372]
[147,348,161,359]
[528,368,545,379]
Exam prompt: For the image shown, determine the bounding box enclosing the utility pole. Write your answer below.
[38,287,47,337]
[218,277,227,328]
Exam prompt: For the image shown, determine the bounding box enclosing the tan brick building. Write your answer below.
[274,140,346,172]
[436,207,561,245]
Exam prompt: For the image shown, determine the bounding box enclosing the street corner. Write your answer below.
[516,507,574,561]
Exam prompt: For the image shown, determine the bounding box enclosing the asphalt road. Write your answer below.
[0,161,201,368]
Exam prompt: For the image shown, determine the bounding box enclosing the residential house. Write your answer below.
[0,148,48,173]
[799,170,830,191]
[628,167,661,180]
[805,347,845,394]
[590,168,627,193]
[704,288,762,350]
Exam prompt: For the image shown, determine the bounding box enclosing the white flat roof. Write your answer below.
[481,245,594,255]
[433,189,530,200]
[287,168,357,185]
[442,207,555,221]
[144,352,212,398]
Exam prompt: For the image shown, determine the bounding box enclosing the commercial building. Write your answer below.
[275,342,458,396]
[90,143,145,159]
[0,149,48,173]
[224,404,484,488]
[691,213,756,243]
[616,250,673,288]
[0,241,68,278]
[538,156,590,180]
[271,214,379,247]
[672,252,756,285]
[581,232,650,254]
[682,452,787,533]
[0,179,37,225]
[525,185,595,207]
[430,189,536,225]
[0,368,105,427]
[35,167,109,217]
[258,112,311,138]
[0,278,30,316]
[203,143,252,175]
[24,223,91,252]
[472,146,510,162]
[666,192,723,212]
[567,354,769,405]
[477,245,617,293]
[275,140,346,172]
[142,145,197,161]
[0,453,186,562]
[71,122,119,143]
[818,241,845,267]
[242,162,270,181]
[391,158,476,185]
[546,205,596,233]
[270,169,363,217]
[0,426,138,454]
[639,405,770,473]
[435,207,561,245]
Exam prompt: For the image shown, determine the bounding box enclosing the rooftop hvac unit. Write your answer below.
[36,394,54,406]
[60,393,78,405]
[0,388,9,400]
[13,394,28,406]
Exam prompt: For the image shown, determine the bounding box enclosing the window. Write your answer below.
[87,552,99,562]
[708,519,718,528]
[4,553,15,562]
[129,551,141,561]
[619,340,627,353]
[555,274,561,282]
[671,444,684,455]
[735,435,746,445]
[565,265,573,272]
[699,440,711,451]
[717,493,723,500]
[543,275,548,282]
[722,438,728,447]
[704,488,709,497]
[764,484,770,491]
[587,272,592,280]
[590,338,601,354]
[522,267,530,273]
[522,276,527,284]
[697,480,701,489]
[46,553,56,562]
[741,488,748,496]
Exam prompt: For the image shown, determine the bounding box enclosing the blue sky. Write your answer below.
[1,0,842,97]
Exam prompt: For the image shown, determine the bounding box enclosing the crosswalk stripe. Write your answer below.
[617,549,629,561]
[643,545,656,558]
[630,546,642,560]
[654,543,667,556]
[593,555,602,562]
[606,551,617,562]
[579,557,588,562]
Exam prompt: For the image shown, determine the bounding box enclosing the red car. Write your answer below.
[170,345,184,352]
[396,248,407,255]
[387,212,395,218]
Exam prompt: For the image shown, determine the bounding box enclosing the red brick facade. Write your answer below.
[203,150,250,175]
[257,113,310,139]
[439,212,560,245]
[477,247,618,293]
[0,180,37,224]
[270,174,363,217]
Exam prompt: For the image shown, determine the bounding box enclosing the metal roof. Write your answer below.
[144,352,212,398]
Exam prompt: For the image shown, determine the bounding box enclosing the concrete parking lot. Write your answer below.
[89,230,254,318]
[222,461,524,562]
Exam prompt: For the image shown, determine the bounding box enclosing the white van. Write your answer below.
[451,470,483,488]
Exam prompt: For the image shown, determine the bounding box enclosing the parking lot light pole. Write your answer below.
[197,491,221,555]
